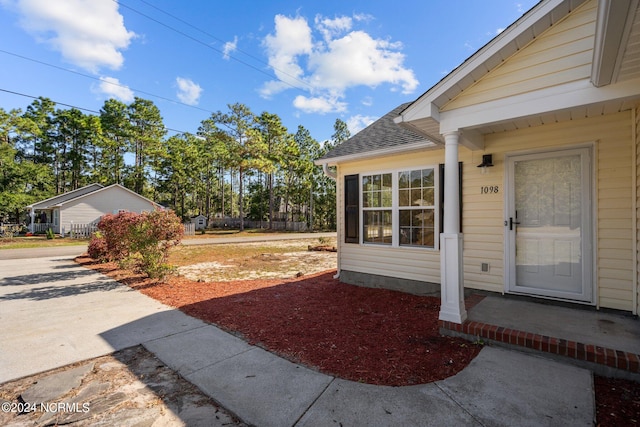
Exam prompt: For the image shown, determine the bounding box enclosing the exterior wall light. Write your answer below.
[477,154,494,174]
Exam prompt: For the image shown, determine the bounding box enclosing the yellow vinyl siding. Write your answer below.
[636,104,640,315]
[481,111,633,310]
[443,0,597,111]
[335,110,634,310]
[460,153,505,293]
[597,113,634,311]
[338,151,443,287]
[450,111,633,309]
[341,245,440,285]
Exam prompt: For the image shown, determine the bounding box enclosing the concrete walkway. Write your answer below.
[0,255,595,426]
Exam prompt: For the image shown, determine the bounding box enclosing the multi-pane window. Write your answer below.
[399,169,435,247]
[362,173,392,244]
[360,168,436,249]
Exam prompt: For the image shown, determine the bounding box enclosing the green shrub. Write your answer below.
[45,228,55,239]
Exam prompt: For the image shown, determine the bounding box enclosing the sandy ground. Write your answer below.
[175,239,337,281]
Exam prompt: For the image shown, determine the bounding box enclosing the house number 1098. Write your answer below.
[481,186,499,194]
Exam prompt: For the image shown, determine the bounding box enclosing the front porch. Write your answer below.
[441,293,640,380]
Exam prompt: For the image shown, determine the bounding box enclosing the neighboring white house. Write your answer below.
[26,183,162,235]
[315,0,640,322]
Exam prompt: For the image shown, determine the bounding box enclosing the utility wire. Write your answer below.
[0,49,216,117]
[1,1,315,135]
[0,88,192,135]
[113,0,312,92]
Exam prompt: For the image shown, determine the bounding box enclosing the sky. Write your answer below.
[0,0,540,143]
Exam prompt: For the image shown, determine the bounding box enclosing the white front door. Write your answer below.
[505,147,593,302]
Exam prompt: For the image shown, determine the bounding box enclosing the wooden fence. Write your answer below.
[31,223,54,233]
[68,223,98,239]
[183,223,195,236]
[208,218,308,232]
[65,223,196,238]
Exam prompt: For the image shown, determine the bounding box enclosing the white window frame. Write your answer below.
[360,166,439,250]
[361,172,393,245]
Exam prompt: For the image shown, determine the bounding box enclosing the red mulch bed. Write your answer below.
[595,375,640,426]
[75,256,480,385]
[75,256,640,424]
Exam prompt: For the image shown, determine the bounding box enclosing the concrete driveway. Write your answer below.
[0,255,206,383]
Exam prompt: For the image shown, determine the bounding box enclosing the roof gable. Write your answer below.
[69,184,161,209]
[395,0,640,148]
[442,0,597,111]
[27,183,104,209]
[316,103,435,165]
[27,184,160,210]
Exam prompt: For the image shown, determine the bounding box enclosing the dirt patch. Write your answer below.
[171,238,337,281]
[178,250,337,281]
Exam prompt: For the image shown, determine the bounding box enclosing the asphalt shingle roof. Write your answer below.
[317,102,432,162]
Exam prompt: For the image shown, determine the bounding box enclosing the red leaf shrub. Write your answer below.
[95,212,142,261]
[130,209,184,278]
[88,209,184,278]
[87,233,108,260]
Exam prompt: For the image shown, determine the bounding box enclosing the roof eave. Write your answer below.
[591,0,639,87]
[314,140,439,166]
[396,0,584,132]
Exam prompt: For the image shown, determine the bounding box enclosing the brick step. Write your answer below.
[440,319,640,375]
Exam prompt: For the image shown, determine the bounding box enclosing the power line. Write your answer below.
[0,88,192,135]
[0,49,216,117]
[113,0,312,92]
[1,88,99,114]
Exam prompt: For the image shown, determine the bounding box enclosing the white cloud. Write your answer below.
[293,95,347,114]
[5,0,135,73]
[314,15,352,42]
[261,15,313,97]
[353,13,374,23]
[346,114,377,135]
[94,76,134,102]
[261,13,418,114]
[223,36,238,60]
[309,31,418,93]
[175,77,202,106]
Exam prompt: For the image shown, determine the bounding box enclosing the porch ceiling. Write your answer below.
[471,88,640,136]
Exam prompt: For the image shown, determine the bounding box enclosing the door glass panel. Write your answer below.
[514,154,583,294]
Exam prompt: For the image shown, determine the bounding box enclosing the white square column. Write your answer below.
[439,131,467,324]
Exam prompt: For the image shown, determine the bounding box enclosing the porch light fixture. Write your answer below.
[477,154,494,173]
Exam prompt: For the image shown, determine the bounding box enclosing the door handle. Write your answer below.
[509,217,520,231]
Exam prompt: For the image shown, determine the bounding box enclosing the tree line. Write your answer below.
[0,97,348,230]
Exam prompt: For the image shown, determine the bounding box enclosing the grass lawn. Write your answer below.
[184,228,307,239]
[0,229,325,251]
[0,235,90,249]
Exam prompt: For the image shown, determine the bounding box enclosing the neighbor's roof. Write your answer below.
[27,184,160,210]
[26,183,104,209]
[315,103,435,165]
